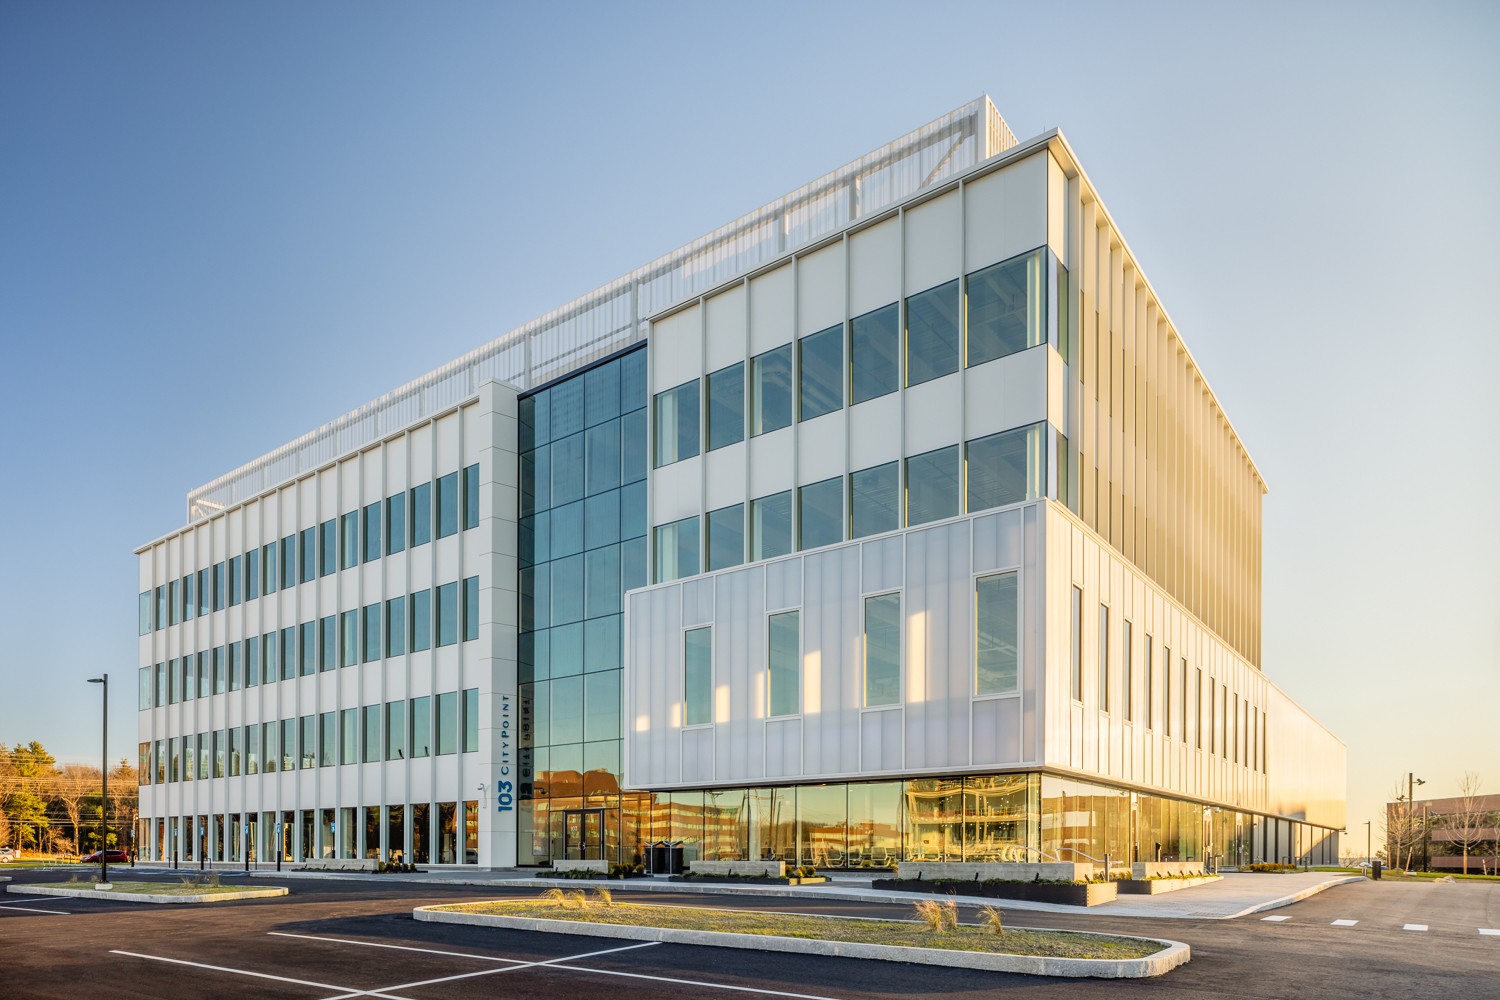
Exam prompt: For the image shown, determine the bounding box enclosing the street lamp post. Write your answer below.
[86,674,108,886]
[1408,773,1425,871]
[1365,820,1371,867]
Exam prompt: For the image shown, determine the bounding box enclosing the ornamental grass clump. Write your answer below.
[592,887,613,907]
[540,887,591,910]
[913,898,959,933]
[979,905,1004,936]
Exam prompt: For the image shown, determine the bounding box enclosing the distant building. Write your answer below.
[134,96,1346,869]
[1387,793,1500,873]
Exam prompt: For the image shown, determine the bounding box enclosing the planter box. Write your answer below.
[896,861,1095,882]
[300,859,377,873]
[874,878,1118,907]
[690,860,785,878]
[553,859,610,874]
[670,874,828,886]
[1131,862,1207,879]
[1117,875,1222,895]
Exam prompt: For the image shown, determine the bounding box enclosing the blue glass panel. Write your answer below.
[584,490,620,551]
[550,554,583,625]
[551,433,585,506]
[584,362,621,427]
[550,623,583,677]
[586,418,622,495]
[550,500,584,558]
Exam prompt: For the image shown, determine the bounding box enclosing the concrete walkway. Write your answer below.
[215,865,1363,921]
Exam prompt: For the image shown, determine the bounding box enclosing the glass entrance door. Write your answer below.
[562,808,605,861]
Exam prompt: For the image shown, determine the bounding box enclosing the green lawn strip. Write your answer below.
[55,880,263,896]
[432,900,1159,959]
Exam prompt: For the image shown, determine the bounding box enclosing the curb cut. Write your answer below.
[1225,876,1365,919]
[414,904,1190,978]
[7,884,290,905]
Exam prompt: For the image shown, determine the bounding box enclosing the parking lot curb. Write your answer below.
[1225,876,1366,919]
[7,884,289,905]
[414,904,1190,978]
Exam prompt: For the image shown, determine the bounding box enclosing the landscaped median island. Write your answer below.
[7,876,289,904]
[415,890,1190,978]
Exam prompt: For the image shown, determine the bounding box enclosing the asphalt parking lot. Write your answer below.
[0,869,1495,999]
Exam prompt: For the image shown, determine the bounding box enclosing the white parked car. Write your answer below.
[0,847,16,863]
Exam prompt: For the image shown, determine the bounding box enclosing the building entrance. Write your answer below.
[560,808,605,861]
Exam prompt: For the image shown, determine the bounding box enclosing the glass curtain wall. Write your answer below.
[518,347,647,865]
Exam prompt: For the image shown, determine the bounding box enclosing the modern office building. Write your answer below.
[135,96,1346,870]
[1386,793,1500,874]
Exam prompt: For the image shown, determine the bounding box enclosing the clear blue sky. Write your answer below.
[2,0,1496,848]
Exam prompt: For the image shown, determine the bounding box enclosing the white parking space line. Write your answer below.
[542,962,853,999]
[1480,928,1500,936]
[109,950,410,1000]
[1403,924,1428,932]
[1331,919,1358,927]
[315,941,660,1000]
[0,902,71,915]
[268,930,528,965]
[1261,915,1291,922]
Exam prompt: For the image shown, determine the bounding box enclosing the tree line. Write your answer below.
[0,742,139,856]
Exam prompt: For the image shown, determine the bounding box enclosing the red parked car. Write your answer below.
[81,849,129,864]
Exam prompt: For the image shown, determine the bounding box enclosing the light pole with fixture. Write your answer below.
[86,674,108,886]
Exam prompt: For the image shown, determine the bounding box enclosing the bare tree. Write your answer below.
[53,764,100,856]
[1445,772,1489,875]
[1381,778,1423,873]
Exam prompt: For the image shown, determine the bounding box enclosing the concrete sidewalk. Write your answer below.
[222,865,1362,920]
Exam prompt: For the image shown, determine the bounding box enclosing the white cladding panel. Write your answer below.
[650,305,702,393]
[705,284,747,374]
[749,264,794,355]
[964,153,1048,272]
[848,217,901,317]
[903,189,961,294]
[797,241,845,336]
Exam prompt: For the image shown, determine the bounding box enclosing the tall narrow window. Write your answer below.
[863,593,901,707]
[363,501,381,562]
[261,544,277,596]
[341,610,358,667]
[798,324,843,420]
[706,362,745,451]
[340,708,357,765]
[245,551,259,600]
[767,611,800,718]
[653,380,700,467]
[300,715,315,768]
[436,582,458,647]
[1122,620,1133,721]
[1146,635,1155,730]
[410,482,432,547]
[410,589,432,652]
[850,462,899,539]
[652,516,699,584]
[967,423,1044,512]
[1195,667,1203,749]
[905,279,960,386]
[341,512,359,569]
[462,576,479,642]
[362,704,381,763]
[850,302,898,404]
[213,561,226,609]
[386,595,406,656]
[436,472,459,538]
[385,700,406,760]
[362,603,381,662]
[1180,657,1188,744]
[462,464,480,530]
[795,478,841,551]
[280,536,295,590]
[319,519,337,576]
[463,688,479,753]
[386,492,406,554]
[975,572,1019,695]
[750,344,792,435]
[1098,606,1110,711]
[1070,586,1083,701]
[410,695,431,758]
[706,504,745,572]
[319,616,335,672]
[319,712,336,766]
[683,626,712,727]
[966,247,1045,366]
[906,445,960,526]
[750,491,792,561]
[229,556,242,606]
[436,691,458,755]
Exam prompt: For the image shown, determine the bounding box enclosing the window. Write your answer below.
[385,700,406,760]
[652,516,699,583]
[340,708,357,765]
[653,380,699,467]
[1163,645,1172,736]
[320,615,336,672]
[706,363,744,451]
[319,711,336,767]
[228,557,242,606]
[299,528,316,583]
[767,610,800,717]
[863,593,901,707]
[386,595,406,655]
[906,279,960,385]
[363,603,381,662]
[1233,693,1240,763]
[1122,620,1133,722]
[341,511,358,569]
[213,561,226,610]
[436,472,459,538]
[245,726,259,775]
[850,462,899,539]
[967,423,1043,512]
[261,544,276,596]
[586,420,621,495]
[850,302,899,404]
[280,628,295,681]
[214,730,226,778]
[228,727,240,777]
[262,723,277,774]
[1070,586,1083,701]
[185,573,198,620]
[751,344,792,435]
[246,635,260,689]
[463,688,478,752]
[213,646,226,694]
[975,572,1019,695]
[341,610,358,667]
[436,691,458,755]
[138,591,152,635]
[280,536,296,590]
[683,626,712,726]
[1195,667,1203,749]
[797,477,843,550]
[905,444,960,526]
[297,622,313,675]
[410,589,432,652]
[1145,635,1155,730]
[750,491,792,561]
[462,464,479,529]
[410,696,432,758]
[262,632,277,684]
[410,482,432,547]
[319,519,337,576]
[798,324,843,420]
[463,576,479,641]
[245,551,260,600]
[706,504,744,572]
[386,492,406,554]
[362,704,381,763]
[966,247,1045,366]
[363,501,381,562]
[436,582,458,647]
[1098,605,1110,711]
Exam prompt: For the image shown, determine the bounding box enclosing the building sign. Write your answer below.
[495,692,514,813]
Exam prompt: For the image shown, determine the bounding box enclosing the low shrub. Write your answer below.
[1243,863,1297,873]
